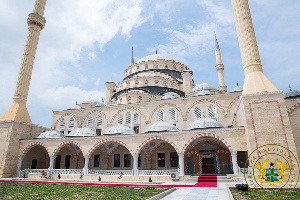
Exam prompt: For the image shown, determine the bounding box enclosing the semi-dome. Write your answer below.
[36,130,65,139]
[81,97,100,105]
[231,86,243,93]
[67,128,96,137]
[284,90,300,99]
[195,90,211,96]
[188,118,223,130]
[136,54,177,63]
[161,94,176,100]
[146,121,179,133]
[104,125,135,135]
[192,83,217,93]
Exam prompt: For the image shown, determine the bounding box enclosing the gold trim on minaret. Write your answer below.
[0,0,47,124]
[231,0,278,94]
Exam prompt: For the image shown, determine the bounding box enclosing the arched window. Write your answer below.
[86,116,93,128]
[155,63,158,69]
[128,96,131,104]
[68,118,75,129]
[138,96,142,103]
[59,118,65,130]
[193,106,202,120]
[207,104,217,119]
[173,64,176,70]
[117,114,123,125]
[145,80,148,86]
[125,112,131,125]
[155,110,164,122]
[165,64,168,69]
[135,80,139,86]
[137,66,140,71]
[133,113,140,133]
[155,80,158,86]
[96,115,103,127]
[163,81,167,87]
[168,108,177,126]
[127,82,130,88]
[145,64,148,70]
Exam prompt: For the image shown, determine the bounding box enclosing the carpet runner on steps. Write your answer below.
[194,175,217,187]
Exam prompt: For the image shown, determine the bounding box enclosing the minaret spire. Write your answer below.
[0,0,47,124]
[215,35,227,93]
[231,0,278,94]
[130,46,134,65]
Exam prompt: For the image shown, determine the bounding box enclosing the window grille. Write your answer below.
[137,66,139,71]
[155,80,158,86]
[163,81,167,87]
[138,96,142,103]
[194,106,202,120]
[127,82,130,88]
[145,80,148,86]
[145,64,148,70]
[156,110,164,122]
[68,118,75,129]
[135,80,139,86]
[96,115,103,127]
[155,63,158,69]
[86,116,93,128]
[168,108,177,122]
[173,64,176,70]
[59,118,65,130]
[117,114,123,125]
[128,96,131,104]
[207,104,217,119]
[125,112,131,125]
[165,64,168,69]
[133,113,140,124]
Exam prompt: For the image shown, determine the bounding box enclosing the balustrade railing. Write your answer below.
[88,170,133,176]
[238,167,249,174]
[138,170,175,176]
[52,169,83,175]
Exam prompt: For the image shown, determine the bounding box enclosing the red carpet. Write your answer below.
[194,175,217,187]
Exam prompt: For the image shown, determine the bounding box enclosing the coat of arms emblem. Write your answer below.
[256,160,287,186]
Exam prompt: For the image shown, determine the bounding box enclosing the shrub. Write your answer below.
[149,177,152,182]
[98,176,101,181]
[58,174,61,179]
[235,183,248,191]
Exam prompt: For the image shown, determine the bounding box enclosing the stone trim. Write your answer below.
[52,140,84,156]
[20,142,50,157]
[87,139,133,156]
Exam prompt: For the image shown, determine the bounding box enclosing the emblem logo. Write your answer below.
[244,144,300,199]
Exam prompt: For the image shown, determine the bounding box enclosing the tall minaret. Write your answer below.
[130,47,134,66]
[215,35,227,93]
[231,0,277,95]
[0,0,47,124]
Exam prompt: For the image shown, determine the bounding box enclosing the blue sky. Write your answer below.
[0,0,299,128]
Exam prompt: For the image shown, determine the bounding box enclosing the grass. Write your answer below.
[0,183,167,200]
[230,188,300,200]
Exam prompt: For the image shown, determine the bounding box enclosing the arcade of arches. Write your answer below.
[18,137,248,176]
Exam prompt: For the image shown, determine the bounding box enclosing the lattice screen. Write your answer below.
[168,108,177,122]
[117,114,123,125]
[156,110,164,122]
[207,104,217,119]
[68,118,75,129]
[125,112,132,125]
[86,116,93,128]
[194,106,202,120]
[96,115,103,127]
[133,113,140,124]
[59,118,65,130]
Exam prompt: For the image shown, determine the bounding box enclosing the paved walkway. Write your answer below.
[161,182,234,200]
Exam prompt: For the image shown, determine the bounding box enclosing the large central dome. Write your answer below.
[136,54,177,63]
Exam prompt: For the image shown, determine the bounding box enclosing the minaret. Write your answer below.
[231,0,278,95]
[130,47,134,66]
[215,35,227,93]
[0,0,47,124]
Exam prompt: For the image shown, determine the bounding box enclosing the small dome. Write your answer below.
[188,118,223,130]
[128,90,144,93]
[195,90,211,96]
[161,94,176,100]
[104,125,135,135]
[192,83,216,93]
[81,97,100,105]
[69,105,82,110]
[67,128,96,137]
[36,130,65,139]
[231,86,243,93]
[95,102,106,107]
[284,90,300,99]
[146,121,179,133]
[136,54,177,63]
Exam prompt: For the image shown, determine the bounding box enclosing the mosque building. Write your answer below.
[0,0,299,181]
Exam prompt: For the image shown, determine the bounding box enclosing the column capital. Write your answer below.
[231,151,237,155]
[84,155,91,159]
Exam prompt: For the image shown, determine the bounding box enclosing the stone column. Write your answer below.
[231,151,239,175]
[133,155,138,176]
[83,156,90,175]
[178,153,185,176]
[17,157,24,173]
[231,0,277,94]
[49,156,56,173]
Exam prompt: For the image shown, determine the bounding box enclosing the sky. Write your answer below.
[0,0,299,128]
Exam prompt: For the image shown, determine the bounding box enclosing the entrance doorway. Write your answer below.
[202,157,215,174]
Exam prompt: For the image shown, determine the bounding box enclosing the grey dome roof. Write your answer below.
[284,90,300,99]
[136,54,177,63]
[192,83,216,93]
[188,118,223,130]
[69,105,82,110]
[81,97,100,105]
[95,102,106,107]
[67,128,97,137]
[161,94,176,100]
[146,121,179,133]
[36,130,65,139]
[195,90,211,96]
[104,125,135,135]
[134,73,156,77]
[230,86,243,93]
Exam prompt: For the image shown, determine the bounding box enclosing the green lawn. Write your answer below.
[0,183,167,200]
[230,188,300,200]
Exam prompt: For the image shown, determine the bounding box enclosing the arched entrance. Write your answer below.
[22,145,50,170]
[184,136,232,175]
[53,143,84,169]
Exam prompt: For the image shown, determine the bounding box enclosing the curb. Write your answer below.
[225,184,236,200]
[147,187,176,200]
